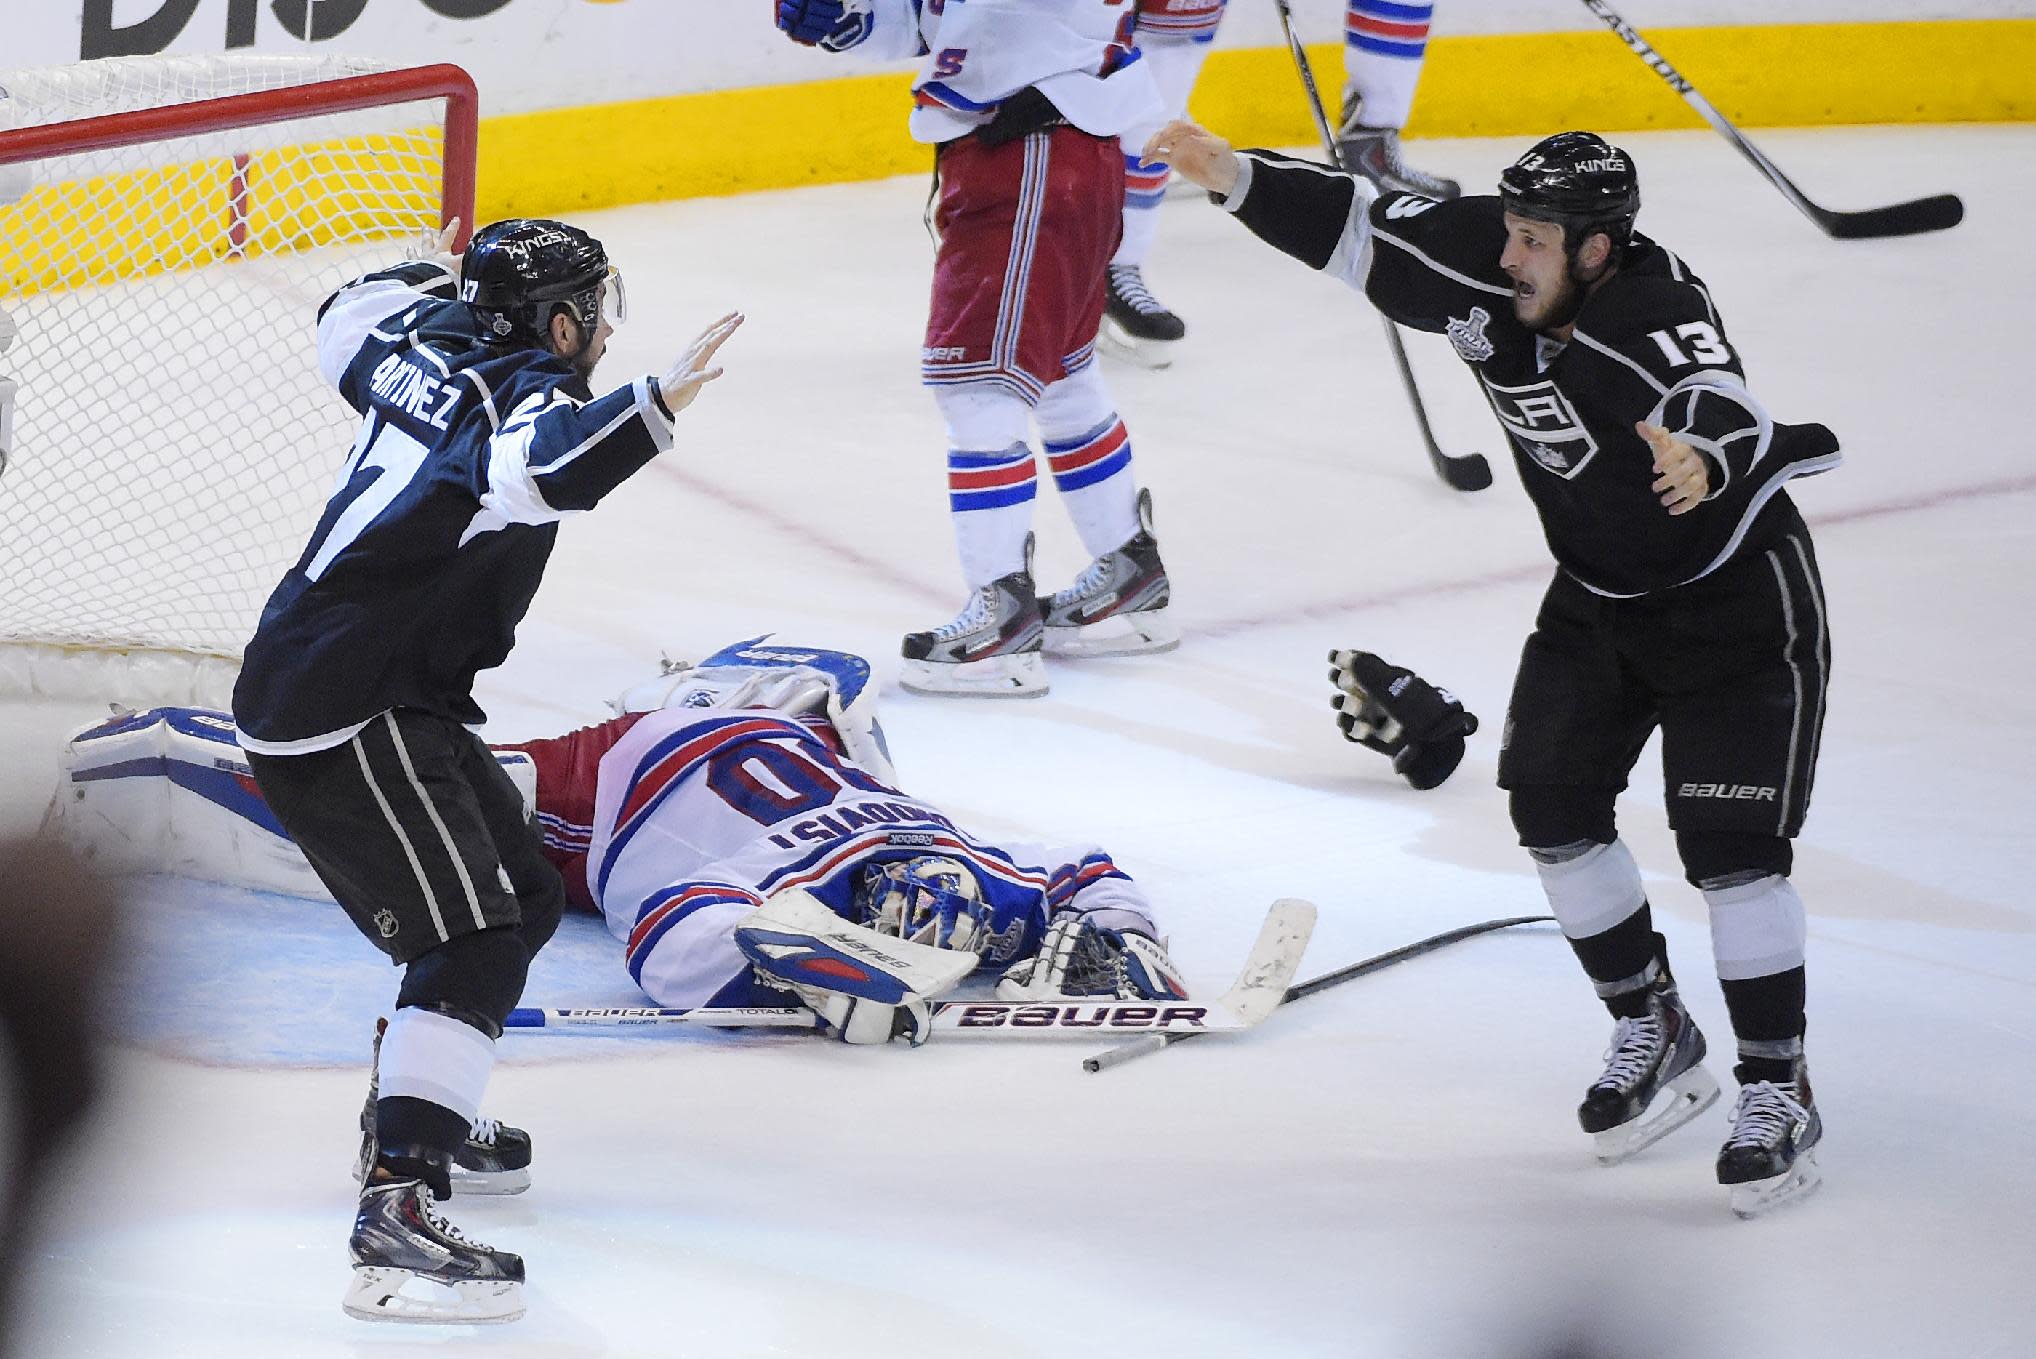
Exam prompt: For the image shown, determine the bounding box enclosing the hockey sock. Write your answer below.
[1573,918,1667,1020]
[1043,417,1139,557]
[936,386,1037,587]
[947,445,1038,587]
[1343,0,1432,129]
[1701,871,1808,1077]
[1035,364,1140,556]
[1721,971,1807,1084]
[1114,153,1168,268]
[378,1005,495,1122]
[374,1098,470,1199]
[1532,837,1646,932]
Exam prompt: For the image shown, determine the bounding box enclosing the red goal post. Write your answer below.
[0,56,478,705]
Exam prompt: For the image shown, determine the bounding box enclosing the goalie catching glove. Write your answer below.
[1329,649,1479,791]
[996,912,1189,1002]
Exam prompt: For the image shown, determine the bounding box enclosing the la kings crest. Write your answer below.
[1479,375,1598,478]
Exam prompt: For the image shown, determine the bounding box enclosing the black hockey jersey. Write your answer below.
[233,261,679,753]
[1220,151,1841,597]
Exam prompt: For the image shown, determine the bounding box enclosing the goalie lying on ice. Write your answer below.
[48,638,1187,1044]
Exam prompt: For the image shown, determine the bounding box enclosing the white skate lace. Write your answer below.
[1722,1081,1807,1148]
[1055,555,1116,605]
[469,1117,499,1146]
[930,587,995,640]
[415,1186,490,1250]
[1593,1014,1665,1091]
[1108,264,1167,317]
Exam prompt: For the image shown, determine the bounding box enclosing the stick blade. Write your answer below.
[1821,193,1964,239]
[1214,898,1318,1024]
[1436,451,1494,492]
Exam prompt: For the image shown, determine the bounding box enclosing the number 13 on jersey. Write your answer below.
[1648,321,1732,366]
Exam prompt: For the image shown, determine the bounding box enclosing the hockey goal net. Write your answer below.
[0,54,477,704]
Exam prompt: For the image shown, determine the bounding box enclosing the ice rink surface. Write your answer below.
[3,124,2033,1356]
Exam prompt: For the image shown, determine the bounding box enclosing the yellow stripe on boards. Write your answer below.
[468,19,2035,220]
[1197,19,2036,146]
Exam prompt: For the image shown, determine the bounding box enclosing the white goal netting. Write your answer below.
[0,54,470,702]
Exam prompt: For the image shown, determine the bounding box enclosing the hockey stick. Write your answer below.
[1577,0,1963,239]
[508,898,1317,1039]
[1272,0,1493,493]
[1081,912,1552,1073]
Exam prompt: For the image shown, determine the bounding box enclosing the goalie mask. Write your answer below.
[857,856,992,955]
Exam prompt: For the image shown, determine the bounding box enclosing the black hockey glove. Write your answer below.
[1328,649,1479,791]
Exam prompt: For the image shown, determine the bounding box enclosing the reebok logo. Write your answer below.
[1677,783,1777,802]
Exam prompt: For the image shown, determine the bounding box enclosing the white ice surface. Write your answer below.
[4,125,2034,1357]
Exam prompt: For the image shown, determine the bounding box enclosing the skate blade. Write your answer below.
[900,652,1047,698]
[1729,1149,1823,1219]
[1592,1066,1721,1165]
[1043,609,1179,658]
[1097,320,1177,371]
[452,1165,531,1195]
[342,1267,525,1325]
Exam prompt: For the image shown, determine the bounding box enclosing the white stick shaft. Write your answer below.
[510,998,1264,1036]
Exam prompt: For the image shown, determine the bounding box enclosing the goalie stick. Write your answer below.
[1081,913,1552,1073]
[506,898,1317,1039]
[1578,0,1963,239]
[1273,0,1493,494]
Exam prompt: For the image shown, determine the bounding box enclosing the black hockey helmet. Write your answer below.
[1498,131,1640,257]
[459,218,622,347]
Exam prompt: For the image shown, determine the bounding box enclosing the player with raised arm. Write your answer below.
[772,0,1179,695]
[231,218,740,1323]
[1102,0,1459,366]
[1153,120,1839,1217]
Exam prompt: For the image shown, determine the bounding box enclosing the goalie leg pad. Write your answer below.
[735,889,976,1044]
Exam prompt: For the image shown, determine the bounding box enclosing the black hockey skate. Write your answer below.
[1100,262,1186,369]
[1041,488,1177,658]
[343,1176,526,1324]
[1336,95,1460,200]
[457,1116,532,1195]
[355,1018,532,1196]
[1578,979,1720,1165]
[901,534,1047,698]
[1718,1062,1823,1219]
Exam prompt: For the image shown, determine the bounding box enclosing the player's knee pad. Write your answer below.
[1700,873,1807,980]
[1509,785,1617,852]
[1675,829,1793,887]
[933,381,1032,451]
[396,926,530,1038]
[1528,836,1646,940]
[1032,362,1115,444]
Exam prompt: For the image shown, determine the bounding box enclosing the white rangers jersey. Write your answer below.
[585,706,1158,1008]
[854,0,1161,143]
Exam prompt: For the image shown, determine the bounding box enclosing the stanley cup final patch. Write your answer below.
[1447,306,1495,363]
